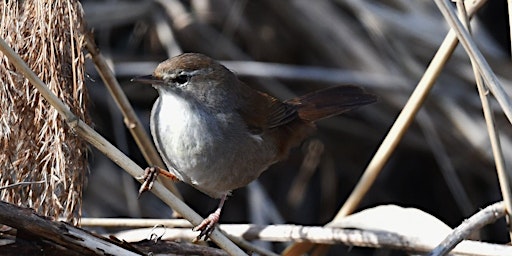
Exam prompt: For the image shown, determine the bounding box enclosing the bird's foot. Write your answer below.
[192,211,220,242]
[138,166,178,197]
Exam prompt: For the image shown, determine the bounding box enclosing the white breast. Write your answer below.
[151,91,219,183]
[150,89,277,198]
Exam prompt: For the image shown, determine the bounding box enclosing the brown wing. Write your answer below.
[237,87,314,161]
[236,84,298,133]
[286,85,376,122]
[237,85,375,162]
[266,97,298,128]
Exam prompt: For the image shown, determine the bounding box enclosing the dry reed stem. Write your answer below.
[435,0,512,123]
[0,0,89,222]
[456,0,512,241]
[435,0,512,241]
[72,217,193,228]
[84,34,183,200]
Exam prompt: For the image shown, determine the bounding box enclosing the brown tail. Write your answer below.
[286,85,377,122]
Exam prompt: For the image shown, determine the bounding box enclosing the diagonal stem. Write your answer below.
[456,0,512,240]
[433,0,512,125]
[84,35,182,199]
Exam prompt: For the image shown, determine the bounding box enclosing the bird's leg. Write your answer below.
[138,166,179,197]
[193,194,227,241]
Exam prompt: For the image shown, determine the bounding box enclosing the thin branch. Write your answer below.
[84,34,182,199]
[0,180,46,191]
[429,201,506,256]
[433,0,512,125]
[455,0,512,240]
[75,218,192,228]
[0,36,245,256]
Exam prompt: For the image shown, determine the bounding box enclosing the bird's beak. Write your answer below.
[131,75,164,85]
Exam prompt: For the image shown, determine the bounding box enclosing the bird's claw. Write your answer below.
[138,167,159,197]
[138,166,178,197]
[192,212,220,242]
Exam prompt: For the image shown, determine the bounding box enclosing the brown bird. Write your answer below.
[133,53,376,240]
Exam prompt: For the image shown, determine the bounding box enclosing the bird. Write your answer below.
[133,53,376,241]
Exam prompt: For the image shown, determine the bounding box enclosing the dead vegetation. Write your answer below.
[0,0,89,222]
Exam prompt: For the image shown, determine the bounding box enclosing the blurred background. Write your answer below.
[80,0,512,254]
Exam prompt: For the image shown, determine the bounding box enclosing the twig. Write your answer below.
[0,36,245,256]
[84,34,183,199]
[429,201,506,256]
[0,180,46,191]
[455,0,512,240]
[75,217,192,228]
[433,0,512,125]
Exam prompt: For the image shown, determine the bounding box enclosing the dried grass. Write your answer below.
[0,0,89,222]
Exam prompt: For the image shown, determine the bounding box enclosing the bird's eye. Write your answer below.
[173,74,190,85]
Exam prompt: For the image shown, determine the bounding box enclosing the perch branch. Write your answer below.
[0,201,231,256]
[114,221,512,256]
[84,34,182,199]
